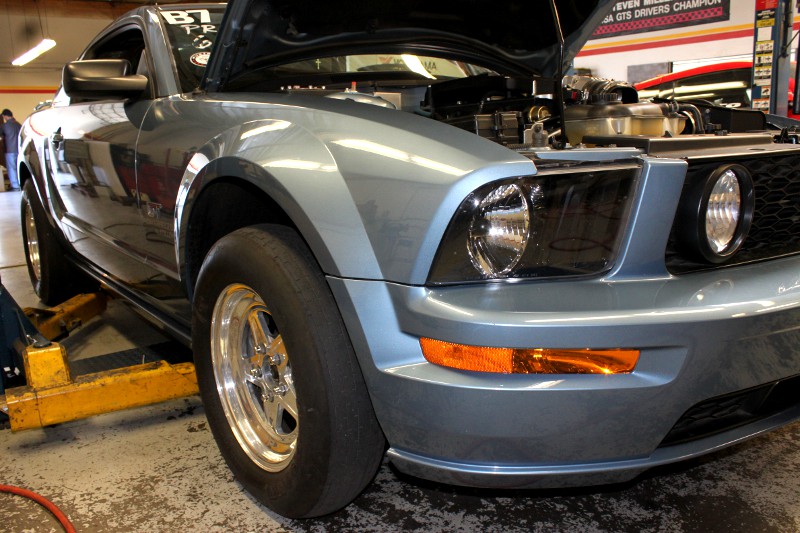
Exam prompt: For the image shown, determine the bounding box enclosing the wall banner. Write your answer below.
[591,0,731,40]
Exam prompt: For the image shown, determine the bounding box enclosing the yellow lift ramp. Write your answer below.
[1,291,199,431]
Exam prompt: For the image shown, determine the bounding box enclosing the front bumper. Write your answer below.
[328,255,800,489]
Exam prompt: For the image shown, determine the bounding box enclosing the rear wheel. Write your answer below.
[20,180,97,305]
[193,225,385,518]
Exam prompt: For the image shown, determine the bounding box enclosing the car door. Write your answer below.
[131,6,226,319]
[43,23,165,292]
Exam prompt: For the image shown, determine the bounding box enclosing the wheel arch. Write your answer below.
[17,141,41,192]
[17,160,33,189]
[179,157,342,301]
[17,148,55,229]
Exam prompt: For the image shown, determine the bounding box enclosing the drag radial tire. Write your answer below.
[192,225,385,518]
[20,180,98,306]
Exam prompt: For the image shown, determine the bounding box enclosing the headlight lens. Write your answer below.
[705,169,741,254]
[428,165,639,284]
[467,184,530,277]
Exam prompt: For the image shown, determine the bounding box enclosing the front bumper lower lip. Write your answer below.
[387,401,800,489]
[328,254,800,491]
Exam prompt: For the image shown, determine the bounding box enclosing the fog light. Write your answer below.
[467,184,530,277]
[420,338,639,374]
[676,164,754,263]
[706,169,741,253]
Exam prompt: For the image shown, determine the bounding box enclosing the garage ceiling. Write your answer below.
[0,0,216,74]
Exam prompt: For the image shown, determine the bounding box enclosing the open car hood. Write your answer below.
[205,0,614,90]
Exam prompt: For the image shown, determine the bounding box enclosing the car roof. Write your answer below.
[635,61,752,89]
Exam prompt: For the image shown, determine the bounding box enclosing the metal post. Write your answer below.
[752,0,795,116]
[774,0,793,116]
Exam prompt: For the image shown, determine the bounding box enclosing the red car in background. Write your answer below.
[634,61,800,119]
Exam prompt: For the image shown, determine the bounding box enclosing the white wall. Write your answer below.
[0,69,61,121]
[575,0,796,82]
[0,8,112,121]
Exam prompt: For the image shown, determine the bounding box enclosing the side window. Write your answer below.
[670,69,751,108]
[655,82,675,100]
[83,26,153,99]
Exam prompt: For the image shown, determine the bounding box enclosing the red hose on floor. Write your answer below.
[0,484,77,533]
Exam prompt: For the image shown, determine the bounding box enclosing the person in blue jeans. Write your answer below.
[1,109,22,191]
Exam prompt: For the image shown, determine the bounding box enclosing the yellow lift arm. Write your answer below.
[0,292,198,431]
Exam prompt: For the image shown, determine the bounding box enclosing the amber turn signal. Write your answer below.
[420,338,639,374]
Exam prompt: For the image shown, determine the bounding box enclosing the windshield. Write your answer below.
[270,54,491,79]
[222,51,496,92]
[160,6,227,92]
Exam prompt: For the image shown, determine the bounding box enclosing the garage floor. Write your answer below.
[1,190,800,532]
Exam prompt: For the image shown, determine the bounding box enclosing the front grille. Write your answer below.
[659,374,800,447]
[666,153,800,273]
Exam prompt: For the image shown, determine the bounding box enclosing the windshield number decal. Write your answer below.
[162,9,212,25]
[183,24,216,50]
[181,24,216,35]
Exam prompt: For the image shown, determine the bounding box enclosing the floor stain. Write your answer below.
[3,398,798,532]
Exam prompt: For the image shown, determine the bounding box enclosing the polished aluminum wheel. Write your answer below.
[24,200,41,281]
[211,283,298,471]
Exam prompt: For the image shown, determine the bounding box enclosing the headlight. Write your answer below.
[467,184,530,277]
[676,164,754,263]
[428,165,639,284]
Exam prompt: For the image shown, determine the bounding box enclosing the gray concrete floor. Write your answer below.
[1,189,799,532]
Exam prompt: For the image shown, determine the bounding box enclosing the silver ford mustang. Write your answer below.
[17,0,800,519]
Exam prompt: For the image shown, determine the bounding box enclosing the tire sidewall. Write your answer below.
[20,181,48,300]
[193,227,339,517]
[20,180,98,305]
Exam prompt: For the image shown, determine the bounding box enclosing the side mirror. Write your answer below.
[63,59,148,99]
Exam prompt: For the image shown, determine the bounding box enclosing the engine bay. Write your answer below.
[284,73,783,152]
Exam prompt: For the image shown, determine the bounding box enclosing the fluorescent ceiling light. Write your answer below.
[12,39,56,66]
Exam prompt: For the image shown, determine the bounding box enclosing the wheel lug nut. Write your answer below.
[254,343,268,355]
[274,384,288,397]
[269,353,283,366]
[250,368,262,378]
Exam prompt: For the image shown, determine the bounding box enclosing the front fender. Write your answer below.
[18,118,53,225]
[175,119,383,282]
[170,94,538,286]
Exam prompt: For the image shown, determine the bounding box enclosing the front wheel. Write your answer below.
[192,225,385,518]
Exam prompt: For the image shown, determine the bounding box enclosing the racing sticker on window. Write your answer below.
[190,52,211,67]
[162,9,216,49]
[188,29,215,50]
[161,10,212,24]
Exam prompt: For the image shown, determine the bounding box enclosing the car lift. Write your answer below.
[0,285,198,431]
